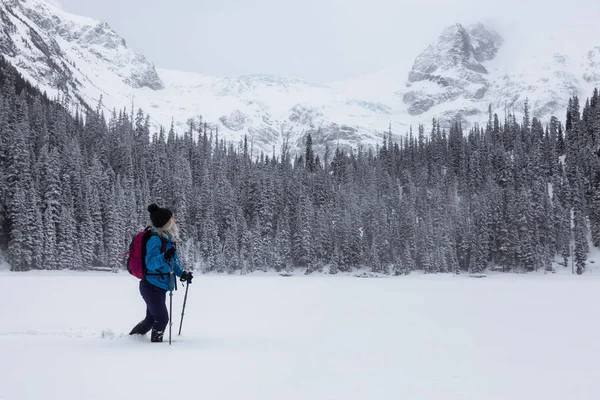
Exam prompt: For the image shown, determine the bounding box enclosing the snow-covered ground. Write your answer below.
[1,270,599,399]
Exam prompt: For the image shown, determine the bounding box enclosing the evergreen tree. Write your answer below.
[305,134,315,173]
[57,205,77,270]
[293,194,314,270]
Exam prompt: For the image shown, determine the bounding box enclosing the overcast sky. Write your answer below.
[56,0,600,82]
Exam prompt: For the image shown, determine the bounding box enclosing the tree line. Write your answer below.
[1,56,599,275]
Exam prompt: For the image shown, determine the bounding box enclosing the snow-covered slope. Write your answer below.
[0,0,402,154]
[0,0,162,99]
[150,70,399,152]
[1,0,599,154]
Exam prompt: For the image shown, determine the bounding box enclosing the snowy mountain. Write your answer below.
[332,24,600,131]
[1,0,599,154]
[0,0,162,96]
[368,23,600,126]
[401,24,502,116]
[0,0,399,154]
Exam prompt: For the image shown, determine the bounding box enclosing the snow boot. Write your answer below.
[151,329,164,343]
[129,321,149,335]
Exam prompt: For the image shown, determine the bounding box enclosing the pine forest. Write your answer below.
[2,57,600,276]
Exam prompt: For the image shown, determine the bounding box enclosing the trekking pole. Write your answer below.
[178,281,190,336]
[168,261,174,346]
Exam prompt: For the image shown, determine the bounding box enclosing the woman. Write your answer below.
[129,204,193,342]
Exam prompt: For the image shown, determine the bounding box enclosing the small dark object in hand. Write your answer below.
[180,271,193,284]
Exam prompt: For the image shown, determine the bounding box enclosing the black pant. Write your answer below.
[138,278,169,333]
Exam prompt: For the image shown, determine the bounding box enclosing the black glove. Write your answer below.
[180,271,193,284]
[163,247,176,261]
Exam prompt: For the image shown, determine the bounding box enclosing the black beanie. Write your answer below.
[148,203,173,228]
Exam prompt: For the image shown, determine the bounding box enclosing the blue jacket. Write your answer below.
[144,232,184,292]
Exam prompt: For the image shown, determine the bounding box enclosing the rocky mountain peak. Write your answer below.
[403,23,503,116]
[408,23,503,84]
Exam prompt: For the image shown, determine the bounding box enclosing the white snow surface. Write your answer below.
[1,270,600,399]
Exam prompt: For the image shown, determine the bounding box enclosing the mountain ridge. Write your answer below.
[1,0,599,154]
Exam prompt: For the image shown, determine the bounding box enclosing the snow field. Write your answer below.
[1,272,599,399]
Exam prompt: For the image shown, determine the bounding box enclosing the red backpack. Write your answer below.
[125,227,167,279]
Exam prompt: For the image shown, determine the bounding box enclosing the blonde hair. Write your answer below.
[157,218,180,241]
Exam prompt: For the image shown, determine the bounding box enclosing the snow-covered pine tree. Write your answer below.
[572,168,588,275]
[28,189,44,269]
[39,146,61,270]
[293,194,314,271]
[57,204,77,270]
[104,178,126,271]
[8,185,30,271]
[275,206,292,272]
